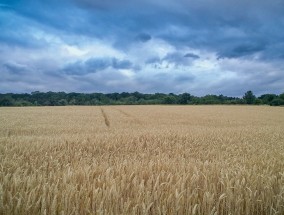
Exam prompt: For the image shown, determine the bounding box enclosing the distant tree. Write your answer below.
[178,93,191,104]
[132,91,144,100]
[31,91,41,95]
[69,99,76,105]
[120,92,130,98]
[254,98,262,105]
[258,94,277,104]
[1,91,282,106]
[270,98,284,106]
[17,100,34,106]
[0,96,14,106]
[163,96,177,104]
[58,99,68,106]
[218,94,225,103]
[202,95,221,104]
[243,91,256,104]
[279,93,284,100]
[121,96,137,104]
[107,93,120,101]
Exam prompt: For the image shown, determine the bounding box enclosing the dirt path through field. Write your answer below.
[100,108,110,127]
[113,107,143,124]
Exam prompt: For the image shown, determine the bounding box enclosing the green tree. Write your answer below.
[254,98,262,105]
[178,93,191,104]
[270,98,284,106]
[163,96,177,104]
[279,93,284,100]
[58,99,68,106]
[202,95,221,104]
[243,91,256,104]
[259,94,277,104]
[0,96,15,106]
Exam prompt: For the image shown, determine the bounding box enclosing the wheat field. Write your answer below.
[0,106,284,215]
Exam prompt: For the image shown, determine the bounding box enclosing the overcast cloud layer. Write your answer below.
[1,0,284,96]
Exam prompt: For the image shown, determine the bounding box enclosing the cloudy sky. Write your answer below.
[1,0,284,96]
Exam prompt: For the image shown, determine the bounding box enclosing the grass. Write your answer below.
[0,105,284,214]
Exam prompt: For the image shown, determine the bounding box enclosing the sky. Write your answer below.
[0,0,284,96]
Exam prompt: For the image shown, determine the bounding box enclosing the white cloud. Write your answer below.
[128,38,176,63]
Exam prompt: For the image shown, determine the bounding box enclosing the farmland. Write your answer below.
[0,106,284,214]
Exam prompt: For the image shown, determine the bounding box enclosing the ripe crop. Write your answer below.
[0,106,283,214]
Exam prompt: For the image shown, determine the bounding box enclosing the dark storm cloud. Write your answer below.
[174,75,195,83]
[184,53,200,59]
[217,42,267,59]
[145,52,199,67]
[163,52,196,66]
[2,62,28,75]
[136,33,152,42]
[145,57,161,65]
[70,0,284,61]
[62,58,134,75]
[0,0,284,95]
[2,0,284,59]
[112,58,133,69]
[73,0,136,10]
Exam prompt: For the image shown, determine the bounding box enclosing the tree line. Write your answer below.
[0,91,283,106]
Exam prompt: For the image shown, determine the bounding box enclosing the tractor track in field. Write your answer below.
[101,108,110,127]
[113,108,143,124]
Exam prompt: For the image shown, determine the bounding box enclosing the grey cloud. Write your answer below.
[174,74,195,83]
[0,34,46,49]
[3,62,28,74]
[0,63,48,93]
[145,57,161,64]
[85,58,110,71]
[0,60,131,93]
[163,52,198,66]
[184,53,200,59]
[63,57,134,75]
[132,71,196,93]
[1,0,284,95]
[260,43,284,60]
[218,42,266,59]
[62,62,87,75]
[112,58,133,69]
[73,0,133,10]
[209,60,284,96]
[163,53,185,64]
[136,33,151,42]
[208,75,284,97]
[0,4,10,8]
[3,0,284,61]
[145,52,199,68]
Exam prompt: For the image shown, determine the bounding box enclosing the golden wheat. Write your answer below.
[0,106,283,215]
